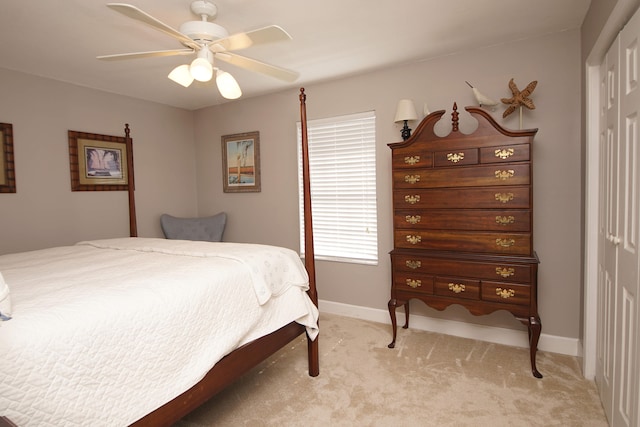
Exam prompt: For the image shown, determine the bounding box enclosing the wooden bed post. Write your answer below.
[299,88,319,377]
[299,89,316,305]
[125,124,137,237]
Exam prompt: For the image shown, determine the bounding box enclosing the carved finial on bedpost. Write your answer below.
[299,87,306,103]
[451,103,459,132]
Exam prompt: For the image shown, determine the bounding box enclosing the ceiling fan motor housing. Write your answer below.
[180,20,228,43]
[181,1,228,43]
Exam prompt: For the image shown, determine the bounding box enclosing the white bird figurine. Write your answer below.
[466,81,499,110]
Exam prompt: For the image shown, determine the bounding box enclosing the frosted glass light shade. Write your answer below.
[216,70,242,99]
[190,57,213,82]
[394,99,418,122]
[168,65,194,87]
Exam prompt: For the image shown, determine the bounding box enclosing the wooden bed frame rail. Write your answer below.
[130,88,319,426]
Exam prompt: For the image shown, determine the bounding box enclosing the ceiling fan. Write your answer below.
[97,1,299,99]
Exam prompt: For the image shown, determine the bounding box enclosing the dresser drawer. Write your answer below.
[393,164,530,189]
[394,209,531,232]
[481,281,531,306]
[391,252,536,283]
[392,271,434,294]
[392,151,433,169]
[394,186,531,209]
[434,277,480,300]
[394,230,532,255]
[433,148,478,167]
[480,144,530,164]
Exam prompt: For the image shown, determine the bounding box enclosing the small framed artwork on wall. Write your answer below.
[222,131,261,193]
[68,130,130,191]
[0,122,16,193]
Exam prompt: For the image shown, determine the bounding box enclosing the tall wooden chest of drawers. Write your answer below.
[387,103,542,378]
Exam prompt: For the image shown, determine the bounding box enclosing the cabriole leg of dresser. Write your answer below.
[388,299,399,348]
[388,299,411,348]
[520,315,543,378]
[403,301,410,329]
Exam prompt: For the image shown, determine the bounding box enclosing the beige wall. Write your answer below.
[581,0,619,61]
[0,68,198,254]
[194,30,583,339]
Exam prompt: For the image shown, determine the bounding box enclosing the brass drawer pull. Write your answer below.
[448,283,466,293]
[404,155,420,165]
[447,152,465,163]
[495,148,515,159]
[405,215,421,224]
[405,175,421,184]
[496,288,516,299]
[406,279,422,288]
[406,235,421,245]
[495,192,515,203]
[496,267,515,278]
[406,260,422,269]
[496,238,516,248]
[495,215,515,225]
[495,170,515,180]
[404,195,420,204]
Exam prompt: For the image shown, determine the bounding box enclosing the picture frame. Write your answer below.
[222,131,261,193]
[68,130,130,191]
[0,122,16,193]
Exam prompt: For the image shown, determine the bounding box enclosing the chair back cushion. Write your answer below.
[160,212,227,242]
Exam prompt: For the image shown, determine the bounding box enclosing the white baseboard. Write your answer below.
[318,299,580,357]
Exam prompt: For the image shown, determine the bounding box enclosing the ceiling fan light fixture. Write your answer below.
[99,3,299,101]
[216,70,242,99]
[168,64,194,87]
[190,57,213,82]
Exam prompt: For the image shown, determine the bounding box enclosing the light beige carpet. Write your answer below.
[177,313,608,427]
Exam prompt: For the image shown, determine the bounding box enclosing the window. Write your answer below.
[297,111,378,265]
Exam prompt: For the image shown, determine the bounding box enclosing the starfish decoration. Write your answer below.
[501,78,537,118]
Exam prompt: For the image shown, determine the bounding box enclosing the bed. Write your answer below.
[0,89,319,426]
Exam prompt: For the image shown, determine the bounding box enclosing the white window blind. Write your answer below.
[297,111,378,265]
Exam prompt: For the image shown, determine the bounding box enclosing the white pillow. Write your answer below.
[0,272,12,320]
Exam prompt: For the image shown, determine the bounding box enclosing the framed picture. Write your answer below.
[222,131,261,193]
[68,130,129,191]
[0,122,16,193]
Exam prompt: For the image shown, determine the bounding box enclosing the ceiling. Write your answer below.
[0,0,590,111]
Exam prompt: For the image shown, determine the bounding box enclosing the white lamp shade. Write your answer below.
[190,57,213,82]
[168,64,194,87]
[216,70,242,99]
[394,99,418,123]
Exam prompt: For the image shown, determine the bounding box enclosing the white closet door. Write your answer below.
[612,8,640,426]
[598,33,620,422]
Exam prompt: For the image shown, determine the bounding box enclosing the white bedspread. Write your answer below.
[0,238,319,426]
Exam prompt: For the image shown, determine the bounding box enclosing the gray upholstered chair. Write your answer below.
[160,212,227,242]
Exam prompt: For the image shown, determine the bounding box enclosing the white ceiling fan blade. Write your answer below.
[215,52,299,82]
[106,3,200,50]
[210,25,292,53]
[97,49,194,61]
